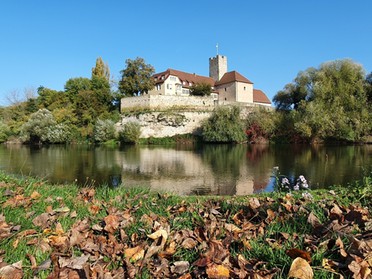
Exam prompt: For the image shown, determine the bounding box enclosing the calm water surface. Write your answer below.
[0,144,371,196]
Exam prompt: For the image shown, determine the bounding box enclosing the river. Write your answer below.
[0,144,371,196]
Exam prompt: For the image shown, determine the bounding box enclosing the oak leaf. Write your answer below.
[288,257,313,279]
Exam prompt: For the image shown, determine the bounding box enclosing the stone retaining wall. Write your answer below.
[119,111,212,138]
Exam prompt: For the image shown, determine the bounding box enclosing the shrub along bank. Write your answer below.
[0,172,371,278]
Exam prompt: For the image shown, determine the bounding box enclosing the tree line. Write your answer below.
[247,59,372,143]
[0,57,371,144]
[0,57,155,144]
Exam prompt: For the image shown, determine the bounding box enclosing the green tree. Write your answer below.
[118,57,155,97]
[37,86,69,110]
[285,59,371,142]
[365,72,372,104]
[190,82,212,96]
[202,106,246,143]
[273,68,316,110]
[64,77,92,103]
[92,57,110,81]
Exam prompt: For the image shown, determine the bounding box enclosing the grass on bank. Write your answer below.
[0,171,371,278]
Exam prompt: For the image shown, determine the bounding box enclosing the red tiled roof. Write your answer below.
[153,69,215,88]
[253,89,271,104]
[215,71,253,86]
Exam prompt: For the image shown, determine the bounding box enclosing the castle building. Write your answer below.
[147,54,271,107]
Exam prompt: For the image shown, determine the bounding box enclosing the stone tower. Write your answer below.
[209,55,227,82]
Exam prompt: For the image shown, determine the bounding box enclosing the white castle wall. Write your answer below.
[120,95,216,111]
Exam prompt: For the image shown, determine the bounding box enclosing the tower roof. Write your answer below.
[215,71,253,86]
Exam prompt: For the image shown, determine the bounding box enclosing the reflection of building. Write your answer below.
[119,148,218,195]
[115,146,271,196]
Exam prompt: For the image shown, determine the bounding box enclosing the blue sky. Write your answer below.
[1,0,371,106]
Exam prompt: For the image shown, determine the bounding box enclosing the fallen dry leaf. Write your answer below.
[171,261,190,275]
[249,197,261,210]
[348,256,371,279]
[286,248,311,262]
[147,229,168,248]
[58,254,89,270]
[30,191,41,200]
[103,214,119,234]
[124,246,144,260]
[288,257,313,279]
[206,263,230,279]
[0,260,23,279]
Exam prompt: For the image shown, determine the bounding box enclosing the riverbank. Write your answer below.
[0,173,371,278]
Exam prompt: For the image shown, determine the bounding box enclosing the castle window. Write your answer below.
[156,84,161,90]
[244,86,246,90]
[224,88,226,91]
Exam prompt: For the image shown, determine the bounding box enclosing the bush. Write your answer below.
[21,109,57,143]
[93,119,116,143]
[46,123,73,143]
[0,120,11,143]
[202,106,246,143]
[246,108,276,142]
[119,122,141,144]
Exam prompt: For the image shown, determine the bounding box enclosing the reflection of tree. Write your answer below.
[201,144,245,179]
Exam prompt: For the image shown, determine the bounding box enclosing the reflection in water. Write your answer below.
[0,144,371,196]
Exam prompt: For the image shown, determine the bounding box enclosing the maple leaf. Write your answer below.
[288,257,313,279]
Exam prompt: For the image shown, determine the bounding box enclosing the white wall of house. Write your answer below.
[148,75,192,96]
[236,82,253,103]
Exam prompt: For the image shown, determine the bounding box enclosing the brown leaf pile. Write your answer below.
[0,186,371,278]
